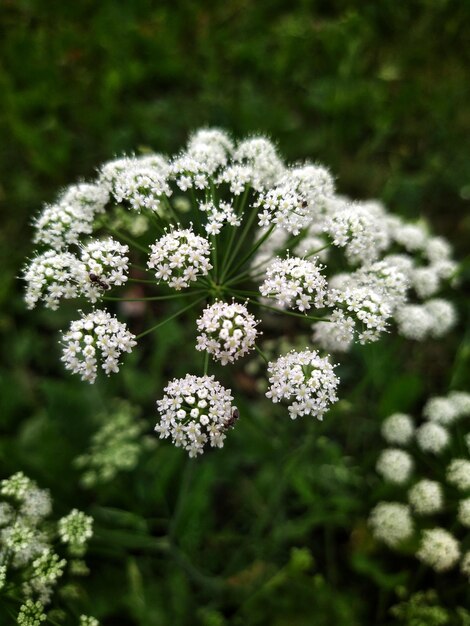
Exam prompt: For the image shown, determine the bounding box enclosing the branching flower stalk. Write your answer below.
[24,129,459,456]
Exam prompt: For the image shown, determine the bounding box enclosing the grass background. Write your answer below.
[0,0,469,624]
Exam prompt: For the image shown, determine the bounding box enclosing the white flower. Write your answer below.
[446,459,470,491]
[260,256,328,311]
[325,202,390,264]
[266,349,339,420]
[369,502,414,547]
[233,136,285,190]
[376,449,413,484]
[1,472,34,501]
[411,267,440,299]
[408,480,443,515]
[34,183,109,248]
[80,617,100,626]
[76,237,129,302]
[354,261,409,310]
[424,236,453,264]
[416,422,449,453]
[200,200,241,235]
[449,391,470,418]
[147,227,212,290]
[60,309,136,383]
[395,304,433,340]
[458,498,470,527]
[417,528,460,572]
[255,164,335,235]
[423,396,459,425]
[312,310,355,353]
[24,250,80,310]
[196,301,259,365]
[110,154,171,211]
[461,551,470,581]
[423,299,457,337]
[20,487,52,522]
[155,375,237,457]
[17,600,47,626]
[328,285,391,344]
[392,221,428,252]
[381,413,414,446]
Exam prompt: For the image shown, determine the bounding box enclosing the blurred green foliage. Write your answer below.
[0,0,469,624]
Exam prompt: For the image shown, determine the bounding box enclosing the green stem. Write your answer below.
[304,243,330,259]
[246,298,329,323]
[107,228,149,255]
[104,290,205,302]
[203,351,209,375]
[136,296,206,339]
[225,224,275,281]
[254,343,270,365]
[220,187,250,278]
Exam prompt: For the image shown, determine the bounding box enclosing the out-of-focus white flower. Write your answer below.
[449,391,470,418]
[376,449,413,484]
[24,250,80,310]
[423,396,459,425]
[416,422,449,454]
[408,480,443,515]
[417,528,460,572]
[369,502,414,547]
[58,509,93,556]
[423,299,457,338]
[458,498,470,528]
[447,459,470,491]
[395,304,433,340]
[381,413,414,446]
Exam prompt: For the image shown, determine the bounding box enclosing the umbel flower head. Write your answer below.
[369,389,470,580]
[196,301,259,364]
[24,127,460,455]
[155,374,237,457]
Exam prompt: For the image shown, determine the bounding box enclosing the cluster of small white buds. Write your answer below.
[232,136,285,191]
[259,256,327,312]
[76,238,129,302]
[417,528,460,572]
[423,395,461,425]
[311,310,355,353]
[147,227,212,290]
[61,310,136,383]
[79,616,100,626]
[395,299,457,340]
[24,251,80,310]
[368,502,414,547]
[408,480,443,515]
[155,375,238,457]
[196,301,259,365]
[266,349,339,420]
[58,509,94,556]
[34,183,109,249]
[376,449,414,484]
[199,200,241,235]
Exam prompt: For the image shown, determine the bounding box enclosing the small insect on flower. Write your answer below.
[224,408,240,429]
[88,273,110,291]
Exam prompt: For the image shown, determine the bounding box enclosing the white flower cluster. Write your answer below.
[24,250,80,310]
[58,509,94,556]
[0,472,93,611]
[199,200,241,235]
[256,164,335,235]
[61,310,136,383]
[196,301,259,365]
[104,153,171,212]
[259,256,327,311]
[34,183,109,249]
[76,238,129,302]
[370,389,470,578]
[147,227,212,290]
[266,349,339,420]
[155,375,237,457]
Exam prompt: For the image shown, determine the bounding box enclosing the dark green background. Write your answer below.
[1,1,469,624]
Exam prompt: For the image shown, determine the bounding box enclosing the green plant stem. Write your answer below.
[135,296,205,339]
[245,298,328,322]
[220,187,250,279]
[254,344,269,365]
[203,351,209,375]
[104,290,205,302]
[225,224,275,281]
[107,228,149,254]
